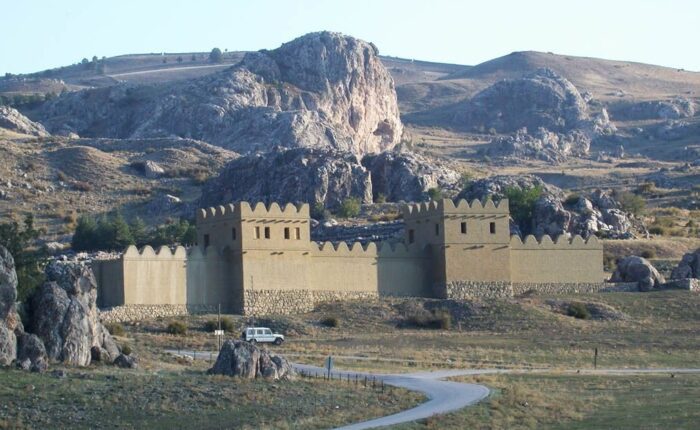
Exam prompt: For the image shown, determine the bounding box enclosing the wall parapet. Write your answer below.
[403,198,509,219]
[509,234,602,250]
[197,201,310,223]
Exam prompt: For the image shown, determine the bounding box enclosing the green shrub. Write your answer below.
[320,316,339,328]
[648,226,666,235]
[404,309,451,330]
[504,185,543,235]
[427,188,443,201]
[105,322,125,337]
[337,197,361,218]
[203,317,235,333]
[614,190,646,215]
[121,344,132,356]
[166,321,187,335]
[567,302,591,320]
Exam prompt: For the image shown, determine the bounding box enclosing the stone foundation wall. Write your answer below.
[662,278,699,291]
[99,304,218,323]
[444,280,639,300]
[243,289,379,316]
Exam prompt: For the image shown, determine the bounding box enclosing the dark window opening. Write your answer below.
[254,226,260,239]
[435,223,440,236]
[490,222,496,234]
[264,226,271,239]
[461,222,467,234]
[408,229,415,244]
[203,234,210,247]
[284,227,290,240]
[295,227,301,240]
[232,228,237,240]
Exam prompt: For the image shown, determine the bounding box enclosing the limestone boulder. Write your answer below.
[114,353,138,369]
[610,256,665,291]
[29,261,119,366]
[208,340,295,380]
[142,160,165,178]
[671,248,700,279]
[16,333,48,373]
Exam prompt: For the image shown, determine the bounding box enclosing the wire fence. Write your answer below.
[298,369,389,394]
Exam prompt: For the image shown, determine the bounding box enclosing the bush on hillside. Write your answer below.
[105,322,125,337]
[320,316,340,328]
[166,321,187,335]
[337,198,361,218]
[567,302,591,320]
[203,317,235,333]
[503,185,543,235]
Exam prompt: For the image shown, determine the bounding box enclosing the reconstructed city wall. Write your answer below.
[445,280,639,300]
[243,289,379,316]
[121,246,187,305]
[509,235,604,284]
[186,246,241,312]
[99,304,218,323]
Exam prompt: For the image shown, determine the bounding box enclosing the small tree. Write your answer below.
[503,185,543,235]
[72,215,98,251]
[427,188,443,201]
[338,198,361,218]
[0,214,46,301]
[209,47,223,63]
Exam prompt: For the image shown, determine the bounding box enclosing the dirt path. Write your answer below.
[108,64,231,78]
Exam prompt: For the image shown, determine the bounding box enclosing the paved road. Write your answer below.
[167,350,700,429]
[294,364,491,430]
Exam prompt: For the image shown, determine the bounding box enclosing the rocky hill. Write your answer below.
[33,32,402,157]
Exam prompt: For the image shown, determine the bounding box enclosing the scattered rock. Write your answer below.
[671,248,700,279]
[208,340,295,380]
[485,127,591,163]
[142,160,165,178]
[0,245,19,366]
[611,97,696,121]
[0,106,50,137]
[610,256,666,291]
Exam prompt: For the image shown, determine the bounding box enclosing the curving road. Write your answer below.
[293,364,492,430]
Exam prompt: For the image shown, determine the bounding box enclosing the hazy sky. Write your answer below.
[2,0,699,75]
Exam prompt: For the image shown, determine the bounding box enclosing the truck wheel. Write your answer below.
[250,339,257,345]
[274,338,283,346]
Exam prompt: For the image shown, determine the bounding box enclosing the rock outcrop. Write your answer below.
[29,261,119,366]
[208,340,295,380]
[671,248,700,279]
[200,148,373,210]
[458,175,635,238]
[610,256,665,291]
[611,97,696,121]
[37,32,402,157]
[16,333,48,373]
[484,127,591,163]
[361,151,461,202]
[0,246,20,366]
[0,106,50,137]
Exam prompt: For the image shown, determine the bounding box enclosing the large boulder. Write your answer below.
[29,262,119,366]
[484,127,591,163]
[16,333,48,373]
[0,106,50,137]
[671,249,700,279]
[0,246,19,366]
[200,148,373,210]
[610,256,666,291]
[361,151,461,202]
[37,32,402,157]
[208,340,295,380]
[611,97,696,121]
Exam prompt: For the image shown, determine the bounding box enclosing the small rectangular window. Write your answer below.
[408,229,415,244]
[490,222,496,234]
[284,227,290,240]
[254,226,260,239]
[461,222,467,234]
[435,223,440,236]
[232,228,237,240]
[203,234,210,247]
[264,226,271,239]
[295,227,301,240]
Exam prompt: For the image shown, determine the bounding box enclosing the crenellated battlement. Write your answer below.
[403,198,509,218]
[509,234,601,250]
[197,201,310,223]
[123,245,187,259]
[310,240,428,257]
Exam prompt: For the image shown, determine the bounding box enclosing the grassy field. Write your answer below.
[0,365,422,429]
[393,373,700,429]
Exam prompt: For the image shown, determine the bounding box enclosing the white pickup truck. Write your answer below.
[241,327,284,345]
